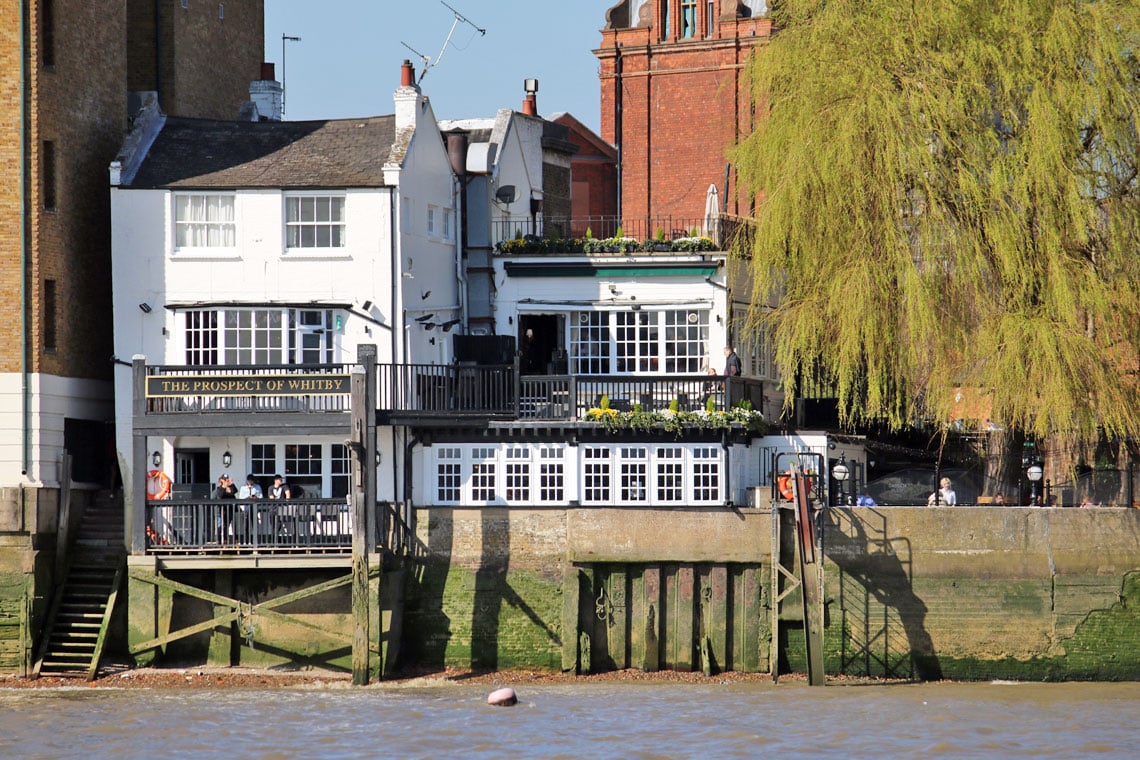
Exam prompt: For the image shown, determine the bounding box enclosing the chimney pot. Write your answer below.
[260,62,275,81]
[522,93,538,117]
[401,60,415,87]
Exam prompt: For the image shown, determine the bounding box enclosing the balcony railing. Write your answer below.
[140,363,766,422]
[145,498,353,553]
[491,215,726,248]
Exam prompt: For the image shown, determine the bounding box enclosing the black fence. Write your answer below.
[145,364,353,414]
[145,498,353,553]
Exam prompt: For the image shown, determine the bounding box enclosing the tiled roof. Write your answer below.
[127,116,398,189]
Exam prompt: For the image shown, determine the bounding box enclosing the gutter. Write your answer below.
[20,0,30,476]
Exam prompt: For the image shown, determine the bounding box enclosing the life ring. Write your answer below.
[776,472,813,501]
[146,469,172,500]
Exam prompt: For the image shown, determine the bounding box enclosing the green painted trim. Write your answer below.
[504,262,718,278]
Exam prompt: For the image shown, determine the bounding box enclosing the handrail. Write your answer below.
[145,498,353,553]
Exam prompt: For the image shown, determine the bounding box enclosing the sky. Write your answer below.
[264,0,609,131]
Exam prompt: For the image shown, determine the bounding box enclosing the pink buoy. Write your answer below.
[487,686,518,706]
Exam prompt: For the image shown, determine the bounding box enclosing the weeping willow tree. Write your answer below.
[734,0,1140,448]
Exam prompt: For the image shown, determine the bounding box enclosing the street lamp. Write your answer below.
[1027,463,1043,506]
[831,454,850,506]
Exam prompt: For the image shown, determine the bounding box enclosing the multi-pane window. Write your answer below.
[706,0,715,37]
[570,311,611,374]
[692,447,721,501]
[175,194,236,248]
[681,0,697,38]
[182,308,334,366]
[436,447,463,503]
[471,447,497,502]
[663,310,708,373]
[431,444,721,506]
[538,447,564,503]
[250,444,276,479]
[427,205,437,237]
[661,0,671,39]
[442,209,454,241]
[615,311,656,373]
[330,443,351,499]
[619,447,649,502]
[656,447,684,502]
[286,195,345,249]
[285,443,323,493]
[571,310,709,375]
[224,309,283,365]
[582,447,611,503]
[505,447,531,502]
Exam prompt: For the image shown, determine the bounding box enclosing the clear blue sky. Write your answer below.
[264,0,608,130]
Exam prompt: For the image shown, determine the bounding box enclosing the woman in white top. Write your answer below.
[928,477,957,506]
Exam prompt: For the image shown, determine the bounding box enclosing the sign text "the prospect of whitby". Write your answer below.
[145,373,351,398]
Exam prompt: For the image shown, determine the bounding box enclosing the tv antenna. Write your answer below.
[400,1,486,82]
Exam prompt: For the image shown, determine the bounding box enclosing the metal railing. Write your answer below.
[491,215,724,246]
[518,374,765,420]
[145,498,353,553]
[141,363,765,421]
[377,363,517,417]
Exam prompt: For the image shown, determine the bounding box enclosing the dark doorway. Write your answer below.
[519,314,564,375]
[173,449,212,499]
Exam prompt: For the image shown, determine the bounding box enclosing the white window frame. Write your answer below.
[181,307,337,366]
[173,192,236,253]
[284,192,346,252]
[429,443,722,507]
[570,309,710,375]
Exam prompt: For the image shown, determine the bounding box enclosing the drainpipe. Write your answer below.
[20,0,30,477]
[614,45,623,220]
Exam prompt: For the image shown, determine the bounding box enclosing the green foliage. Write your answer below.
[733,0,1140,445]
[599,394,610,410]
[614,226,625,239]
[585,226,594,239]
[706,394,717,414]
[655,226,666,241]
[669,397,681,413]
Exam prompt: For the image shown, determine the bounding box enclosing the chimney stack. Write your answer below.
[521,78,539,116]
[248,61,283,121]
[401,60,416,87]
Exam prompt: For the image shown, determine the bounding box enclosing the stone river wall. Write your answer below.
[402,506,1140,681]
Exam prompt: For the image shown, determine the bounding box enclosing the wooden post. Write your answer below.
[350,366,370,685]
[561,564,580,673]
[359,345,378,554]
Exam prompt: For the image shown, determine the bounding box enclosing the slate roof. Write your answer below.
[127,115,399,189]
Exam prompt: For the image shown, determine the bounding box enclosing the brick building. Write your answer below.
[0,1,262,527]
[550,111,618,234]
[595,0,771,224]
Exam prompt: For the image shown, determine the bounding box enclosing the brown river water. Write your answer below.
[1,680,1137,759]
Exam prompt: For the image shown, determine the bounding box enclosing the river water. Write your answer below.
[1,680,1137,759]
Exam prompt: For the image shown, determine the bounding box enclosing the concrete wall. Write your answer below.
[404,504,1140,680]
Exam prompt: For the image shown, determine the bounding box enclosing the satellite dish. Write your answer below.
[496,185,517,204]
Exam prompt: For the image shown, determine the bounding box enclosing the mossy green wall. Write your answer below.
[408,505,1140,680]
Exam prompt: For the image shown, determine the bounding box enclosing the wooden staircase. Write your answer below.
[35,491,125,680]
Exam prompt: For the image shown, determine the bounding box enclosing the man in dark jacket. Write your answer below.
[723,346,742,377]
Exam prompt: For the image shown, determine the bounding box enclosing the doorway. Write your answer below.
[173,449,212,499]
[518,314,565,375]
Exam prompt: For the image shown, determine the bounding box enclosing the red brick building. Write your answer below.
[550,111,618,235]
[595,1,771,225]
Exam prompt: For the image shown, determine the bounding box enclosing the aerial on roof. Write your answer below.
[127,116,398,189]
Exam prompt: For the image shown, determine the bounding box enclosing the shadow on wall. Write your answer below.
[405,509,455,671]
[822,508,943,681]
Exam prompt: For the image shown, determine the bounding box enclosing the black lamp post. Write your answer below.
[831,454,850,507]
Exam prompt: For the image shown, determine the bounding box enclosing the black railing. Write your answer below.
[377,363,517,417]
[491,215,724,246]
[145,498,353,553]
[519,374,765,419]
[145,363,353,414]
[142,363,765,421]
